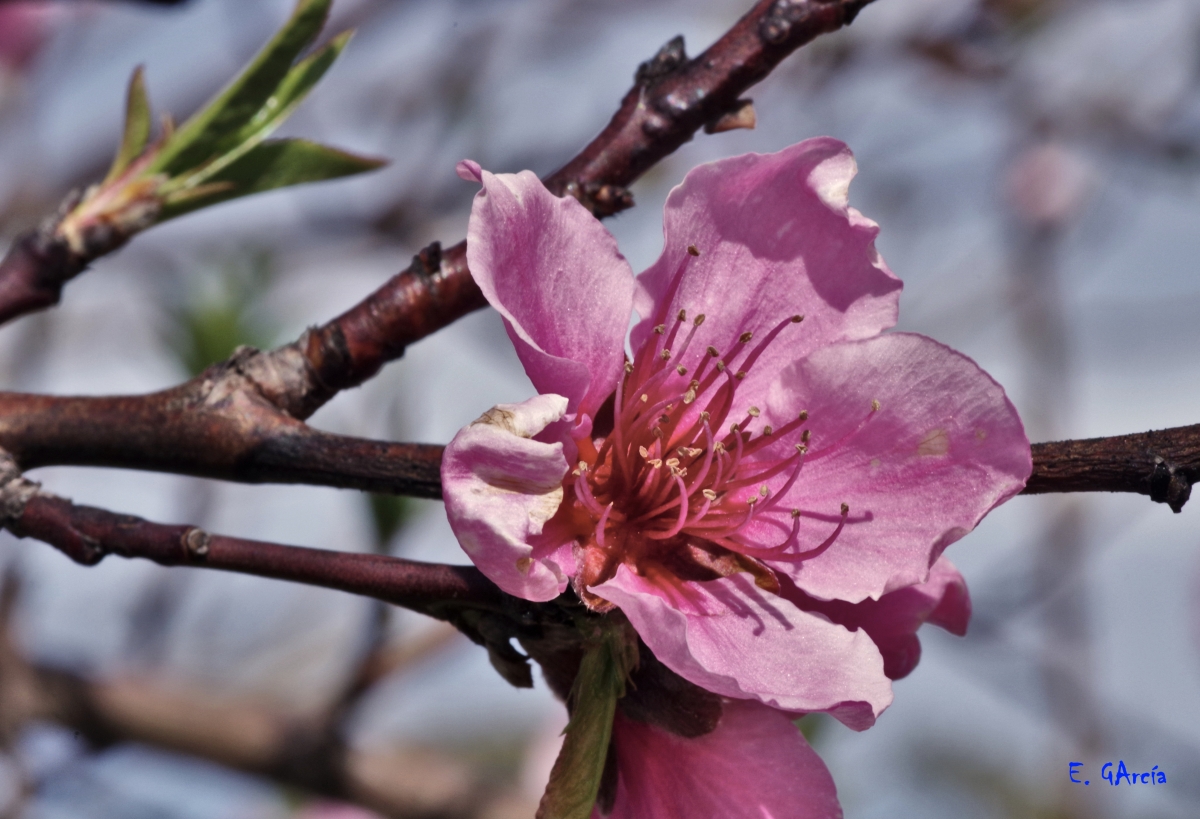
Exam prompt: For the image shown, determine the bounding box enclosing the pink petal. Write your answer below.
[750,332,1029,603]
[441,394,573,601]
[593,566,891,729]
[598,699,841,819]
[465,169,636,418]
[631,138,901,420]
[781,557,971,680]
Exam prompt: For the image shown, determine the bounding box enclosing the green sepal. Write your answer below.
[537,623,639,819]
[158,138,385,220]
[149,0,331,175]
[104,66,152,184]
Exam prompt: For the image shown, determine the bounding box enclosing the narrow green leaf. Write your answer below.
[150,0,331,175]
[537,627,638,819]
[157,138,385,220]
[104,66,152,183]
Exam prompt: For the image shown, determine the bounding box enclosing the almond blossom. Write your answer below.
[442,138,1031,730]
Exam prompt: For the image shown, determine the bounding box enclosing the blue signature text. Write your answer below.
[1070,761,1166,786]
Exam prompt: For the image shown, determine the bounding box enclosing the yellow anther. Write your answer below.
[639,446,650,458]
[654,324,665,335]
[759,485,769,497]
[735,371,747,380]
[795,443,807,454]
[763,425,773,435]
[871,398,881,412]
[625,361,634,373]
[703,489,718,501]
[747,495,758,505]
[716,361,726,372]
[666,458,681,469]
[748,406,760,417]
[661,349,672,361]
[686,447,703,458]
[640,394,649,403]
[730,423,740,434]
[694,314,706,327]
[648,458,663,469]
[683,389,697,405]
[713,441,726,454]
[699,411,711,422]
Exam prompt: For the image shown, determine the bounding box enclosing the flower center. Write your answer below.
[562,250,864,609]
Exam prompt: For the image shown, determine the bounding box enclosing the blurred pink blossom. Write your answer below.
[0,3,58,72]
[443,139,1030,730]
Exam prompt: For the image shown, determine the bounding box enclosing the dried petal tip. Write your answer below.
[687,244,700,256]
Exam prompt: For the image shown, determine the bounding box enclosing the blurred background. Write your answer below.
[0,0,1199,816]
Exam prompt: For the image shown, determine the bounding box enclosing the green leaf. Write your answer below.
[104,66,152,184]
[150,0,331,175]
[157,138,385,220]
[537,626,638,819]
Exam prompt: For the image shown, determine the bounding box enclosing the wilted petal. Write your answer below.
[632,137,901,419]
[598,699,841,819]
[593,566,891,728]
[442,394,573,601]
[750,333,1029,603]
[782,557,970,680]
[465,167,635,418]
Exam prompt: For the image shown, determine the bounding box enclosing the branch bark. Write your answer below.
[1026,423,1199,512]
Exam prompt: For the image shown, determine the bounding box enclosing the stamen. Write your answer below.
[694,314,706,327]
[707,346,719,357]
[594,503,614,548]
[748,406,760,417]
[687,244,700,257]
[645,476,690,540]
[677,309,687,322]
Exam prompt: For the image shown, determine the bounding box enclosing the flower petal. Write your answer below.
[599,699,841,819]
[781,557,971,680]
[592,565,891,728]
[631,137,901,418]
[465,168,636,418]
[441,394,573,601]
[753,332,1030,603]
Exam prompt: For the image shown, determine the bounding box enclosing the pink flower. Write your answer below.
[443,138,1030,729]
[597,699,841,819]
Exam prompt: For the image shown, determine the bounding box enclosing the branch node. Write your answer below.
[0,451,39,531]
[1150,456,1192,513]
[636,35,688,85]
[182,527,211,559]
[704,99,757,134]
[412,241,443,278]
[760,0,845,45]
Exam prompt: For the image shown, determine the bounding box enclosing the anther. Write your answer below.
[639,446,650,458]
[794,443,806,454]
[716,361,726,372]
[654,325,665,335]
[735,371,747,380]
[683,389,697,404]
[730,423,740,433]
[694,314,706,326]
[685,447,703,458]
[625,361,634,373]
[713,441,726,453]
[763,425,773,435]
[658,415,670,424]
[707,346,719,357]
[871,398,881,412]
[791,508,801,518]
[678,309,687,322]
[661,349,672,360]
[791,315,804,323]
[649,459,663,468]
[666,458,681,469]
[703,489,718,501]
[801,430,811,443]
[747,495,758,505]
[748,406,760,417]
[739,331,753,343]
[700,411,710,422]
[798,410,809,421]
[840,502,850,515]
[759,485,769,497]
[687,244,700,257]
[640,394,649,403]
[676,365,688,375]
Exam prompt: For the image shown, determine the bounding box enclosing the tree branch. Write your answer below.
[1026,423,1199,512]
